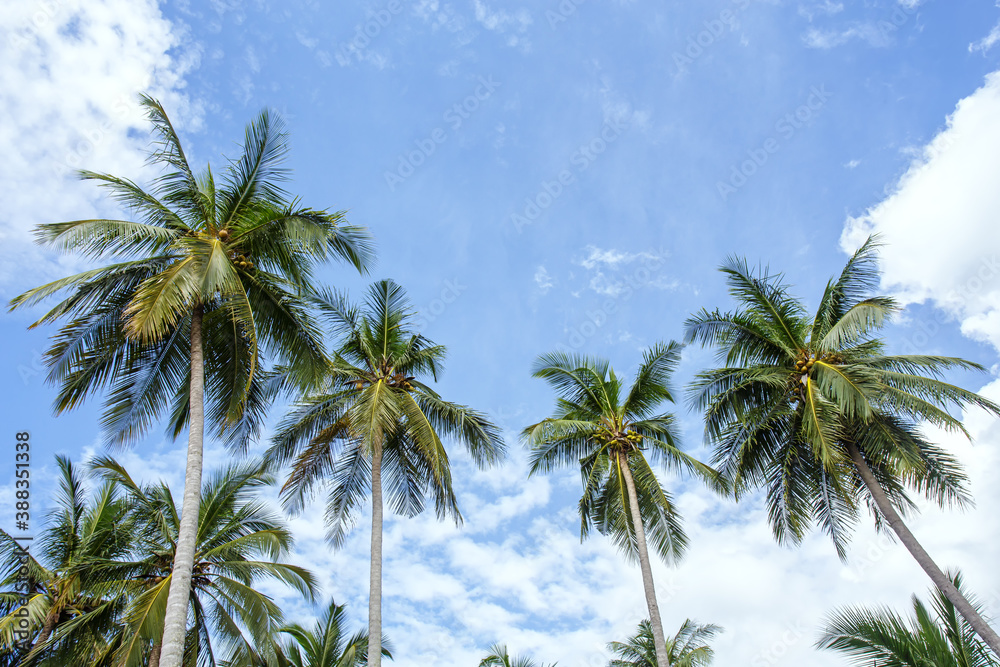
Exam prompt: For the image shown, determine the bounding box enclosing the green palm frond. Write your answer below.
[269,278,504,548]
[524,345,718,564]
[684,235,998,557]
[10,93,374,453]
[818,572,998,667]
[607,618,722,667]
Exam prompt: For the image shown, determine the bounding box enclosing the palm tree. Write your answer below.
[266,279,506,667]
[818,572,999,667]
[269,599,392,667]
[607,619,721,667]
[684,236,1000,656]
[478,643,556,667]
[521,343,723,667]
[9,95,373,667]
[0,457,138,666]
[89,456,318,667]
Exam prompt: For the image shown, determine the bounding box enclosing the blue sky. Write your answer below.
[3,0,1000,665]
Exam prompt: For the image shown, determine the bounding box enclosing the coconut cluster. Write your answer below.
[231,251,254,270]
[787,351,847,401]
[596,427,644,450]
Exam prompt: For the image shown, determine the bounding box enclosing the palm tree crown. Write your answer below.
[10,94,373,446]
[607,618,722,667]
[267,279,506,667]
[268,279,506,543]
[522,342,722,667]
[819,572,999,667]
[274,599,392,667]
[684,235,1000,654]
[523,343,720,564]
[685,236,996,554]
[90,457,317,667]
[479,643,556,667]
[0,457,133,666]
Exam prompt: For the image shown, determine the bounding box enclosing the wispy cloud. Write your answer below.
[970,20,1000,54]
[576,246,665,270]
[534,265,555,294]
[803,24,890,49]
[798,1,844,22]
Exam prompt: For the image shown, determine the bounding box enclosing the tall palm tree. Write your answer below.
[271,599,392,667]
[0,456,134,666]
[89,456,317,667]
[684,236,1000,656]
[9,95,373,667]
[479,643,556,667]
[818,572,999,667]
[521,343,723,667]
[266,279,506,667]
[607,619,721,667]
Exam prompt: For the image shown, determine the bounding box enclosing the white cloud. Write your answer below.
[803,24,891,49]
[576,245,664,270]
[533,265,554,294]
[798,1,845,22]
[0,0,198,296]
[244,44,261,73]
[803,2,920,49]
[841,70,1000,351]
[472,0,532,35]
[970,20,1000,54]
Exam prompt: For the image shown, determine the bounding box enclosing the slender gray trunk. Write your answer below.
[847,441,1000,658]
[159,305,206,667]
[148,640,162,667]
[368,444,384,667]
[619,453,670,667]
[30,608,58,651]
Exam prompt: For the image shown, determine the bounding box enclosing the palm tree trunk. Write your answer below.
[32,608,59,648]
[846,441,1000,657]
[149,640,162,667]
[619,453,670,667]
[160,305,206,667]
[368,444,384,667]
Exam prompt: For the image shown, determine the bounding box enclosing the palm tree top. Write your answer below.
[683,234,1000,556]
[522,342,721,487]
[8,94,376,448]
[607,618,722,667]
[818,571,999,667]
[479,642,557,667]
